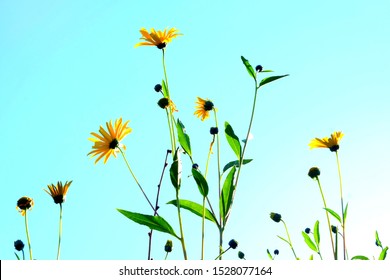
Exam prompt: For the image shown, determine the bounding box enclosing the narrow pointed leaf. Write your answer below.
[162,79,169,98]
[324,208,341,224]
[309,255,314,260]
[222,159,253,173]
[313,220,320,246]
[259,75,289,88]
[176,119,192,158]
[167,199,218,225]
[351,255,370,260]
[220,166,236,226]
[266,249,273,260]
[343,202,349,223]
[225,122,241,160]
[241,56,256,80]
[192,168,209,197]
[375,230,382,248]
[379,246,388,260]
[170,160,180,189]
[117,209,179,239]
[302,231,318,252]
[277,235,291,245]
[14,252,20,260]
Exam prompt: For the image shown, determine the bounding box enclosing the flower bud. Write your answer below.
[210,127,219,135]
[305,228,311,234]
[154,84,162,92]
[255,65,263,72]
[308,167,320,179]
[164,240,173,253]
[14,240,25,251]
[331,225,337,234]
[192,163,199,169]
[238,251,245,259]
[228,239,238,249]
[270,212,282,223]
[274,249,279,255]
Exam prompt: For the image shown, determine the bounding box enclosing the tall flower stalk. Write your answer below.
[17,197,34,260]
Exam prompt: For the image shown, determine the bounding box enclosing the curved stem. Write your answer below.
[176,190,188,259]
[204,136,215,178]
[282,219,298,259]
[316,177,336,259]
[57,203,63,260]
[119,148,155,212]
[335,151,346,260]
[24,211,33,260]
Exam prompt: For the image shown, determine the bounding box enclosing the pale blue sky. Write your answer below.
[1,0,389,260]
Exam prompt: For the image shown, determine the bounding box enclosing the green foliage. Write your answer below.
[167,199,218,225]
[117,209,179,239]
[379,246,388,260]
[266,249,273,260]
[351,255,370,260]
[222,159,252,173]
[313,220,320,246]
[169,149,182,189]
[162,79,169,98]
[191,168,209,197]
[241,56,256,80]
[302,231,317,252]
[258,75,289,88]
[224,122,242,161]
[219,166,237,227]
[324,208,341,224]
[176,119,192,158]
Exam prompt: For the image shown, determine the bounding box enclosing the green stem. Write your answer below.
[215,246,231,260]
[57,203,63,260]
[176,190,188,260]
[24,211,33,260]
[165,109,175,153]
[316,177,336,259]
[119,148,156,212]
[204,136,215,178]
[281,219,298,260]
[335,151,346,260]
[201,196,206,260]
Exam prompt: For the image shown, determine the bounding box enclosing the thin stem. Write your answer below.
[147,150,171,260]
[164,252,169,260]
[119,148,156,212]
[201,196,206,260]
[315,177,336,259]
[176,190,188,260]
[165,109,175,153]
[215,246,231,260]
[22,249,25,260]
[281,219,298,260]
[24,211,33,260]
[57,203,63,260]
[204,135,215,178]
[335,151,346,260]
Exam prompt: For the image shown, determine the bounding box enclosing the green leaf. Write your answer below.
[192,168,209,197]
[266,249,273,260]
[176,119,192,158]
[379,246,388,260]
[343,202,349,223]
[222,159,253,173]
[167,199,218,225]
[324,208,341,224]
[219,166,236,226]
[241,56,256,80]
[162,79,169,98]
[259,75,289,88]
[309,254,314,260]
[375,230,383,248]
[169,149,182,190]
[351,255,370,260]
[225,122,242,160]
[302,231,318,252]
[117,209,179,239]
[277,235,291,246]
[313,220,320,246]
[14,252,20,260]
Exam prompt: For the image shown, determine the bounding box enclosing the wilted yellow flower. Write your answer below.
[88,118,132,164]
[44,181,72,204]
[309,131,344,152]
[16,196,34,216]
[135,27,182,49]
[194,97,215,121]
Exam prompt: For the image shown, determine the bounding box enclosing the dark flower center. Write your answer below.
[157,42,166,49]
[329,145,339,152]
[204,101,214,111]
[158,98,169,109]
[53,195,65,204]
[109,139,119,149]
[17,197,32,210]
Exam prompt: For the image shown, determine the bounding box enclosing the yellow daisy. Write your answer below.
[194,97,215,121]
[88,118,132,164]
[309,131,344,152]
[16,196,34,216]
[44,181,72,204]
[135,27,182,49]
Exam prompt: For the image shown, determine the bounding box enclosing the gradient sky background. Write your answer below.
[1,0,389,260]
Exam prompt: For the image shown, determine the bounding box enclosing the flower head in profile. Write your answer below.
[16,197,34,216]
[158,97,178,113]
[44,181,72,204]
[88,118,132,164]
[135,27,182,49]
[194,97,215,121]
[309,131,344,152]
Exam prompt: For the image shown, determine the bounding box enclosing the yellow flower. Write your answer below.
[194,97,215,121]
[135,27,182,49]
[88,118,132,164]
[309,131,344,152]
[44,181,72,204]
[16,196,34,216]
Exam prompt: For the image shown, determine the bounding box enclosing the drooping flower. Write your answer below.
[16,197,34,216]
[309,131,344,152]
[135,27,182,49]
[157,98,178,113]
[88,118,132,164]
[44,181,72,204]
[194,97,215,121]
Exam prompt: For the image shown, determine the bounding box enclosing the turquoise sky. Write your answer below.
[1,0,389,260]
